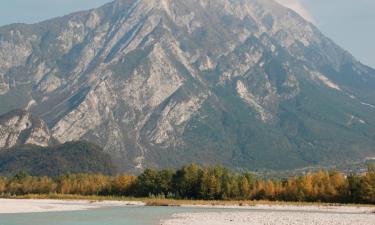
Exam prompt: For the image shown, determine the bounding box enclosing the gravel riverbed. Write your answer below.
[162,207,375,225]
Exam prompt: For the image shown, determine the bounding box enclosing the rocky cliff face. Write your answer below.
[0,110,51,149]
[0,0,375,171]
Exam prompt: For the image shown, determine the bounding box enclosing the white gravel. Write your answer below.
[0,199,144,214]
[162,206,375,225]
[181,204,374,214]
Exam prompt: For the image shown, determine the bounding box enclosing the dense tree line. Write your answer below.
[0,165,374,204]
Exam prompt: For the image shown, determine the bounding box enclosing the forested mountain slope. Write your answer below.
[0,141,116,176]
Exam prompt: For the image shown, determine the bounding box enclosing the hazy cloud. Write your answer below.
[274,0,314,23]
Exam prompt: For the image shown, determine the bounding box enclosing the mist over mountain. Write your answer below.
[0,0,375,172]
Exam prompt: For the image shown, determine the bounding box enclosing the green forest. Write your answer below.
[1,164,374,204]
[0,142,116,177]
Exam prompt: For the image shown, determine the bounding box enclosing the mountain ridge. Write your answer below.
[0,0,374,172]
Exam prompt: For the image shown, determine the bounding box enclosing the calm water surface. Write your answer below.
[1,205,360,225]
[0,206,236,225]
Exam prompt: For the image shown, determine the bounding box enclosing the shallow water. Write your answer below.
[0,205,371,225]
[0,206,233,225]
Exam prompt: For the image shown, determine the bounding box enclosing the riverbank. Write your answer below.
[1,196,374,214]
[4,194,375,208]
[0,199,144,214]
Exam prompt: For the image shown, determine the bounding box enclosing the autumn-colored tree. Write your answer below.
[111,174,137,195]
[0,177,6,193]
[251,180,266,200]
[300,174,314,200]
[264,180,276,200]
[328,171,348,202]
[238,176,250,199]
[56,174,110,195]
[282,178,298,201]
[37,176,57,194]
[0,165,374,204]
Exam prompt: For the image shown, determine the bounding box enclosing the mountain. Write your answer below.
[0,141,117,177]
[0,0,375,172]
[0,109,53,149]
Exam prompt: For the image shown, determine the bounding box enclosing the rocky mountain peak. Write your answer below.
[0,0,374,172]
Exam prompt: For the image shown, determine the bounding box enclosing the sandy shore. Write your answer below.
[0,199,144,214]
[162,205,375,225]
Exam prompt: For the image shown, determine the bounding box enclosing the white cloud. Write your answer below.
[274,0,314,23]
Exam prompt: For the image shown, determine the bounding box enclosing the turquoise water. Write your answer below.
[0,206,232,225]
[0,206,362,225]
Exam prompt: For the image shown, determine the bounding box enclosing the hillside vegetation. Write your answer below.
[0,142,116,177]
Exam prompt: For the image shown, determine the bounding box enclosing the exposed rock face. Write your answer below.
[0,110,51,149]
[0,0,375,171]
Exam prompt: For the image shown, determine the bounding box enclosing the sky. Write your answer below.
[0,0,374,68]
[276,0,375,68]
